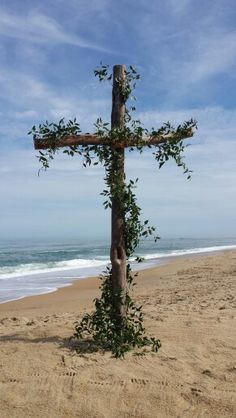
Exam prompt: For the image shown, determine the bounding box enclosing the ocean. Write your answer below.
[1,237,236,304]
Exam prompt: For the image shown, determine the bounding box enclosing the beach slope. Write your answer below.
[0,251,235,418]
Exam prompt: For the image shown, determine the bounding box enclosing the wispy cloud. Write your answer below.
[0,1,235,239]
[180,30,236,84]
[1,104,235,239]
[138,106,236,138]
[0,8,111,52]
[133,1,236,101]
[167,0,192,15]
[0,68,111,147]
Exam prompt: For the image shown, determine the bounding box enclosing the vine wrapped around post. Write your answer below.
[30,63,197,357]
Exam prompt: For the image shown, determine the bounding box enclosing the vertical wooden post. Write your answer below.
[110,64,127,320]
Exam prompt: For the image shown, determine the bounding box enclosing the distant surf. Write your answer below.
[142,244,236,259]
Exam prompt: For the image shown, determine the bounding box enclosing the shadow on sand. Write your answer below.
[0,333,101,354]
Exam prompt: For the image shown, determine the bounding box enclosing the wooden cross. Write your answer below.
[34,64,193,318]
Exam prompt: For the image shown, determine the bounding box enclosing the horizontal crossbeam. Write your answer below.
[34,129,193,150]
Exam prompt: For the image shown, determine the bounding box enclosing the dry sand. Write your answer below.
[0,251,235,418]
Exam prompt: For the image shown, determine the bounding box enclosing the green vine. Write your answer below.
[29,64,197,357]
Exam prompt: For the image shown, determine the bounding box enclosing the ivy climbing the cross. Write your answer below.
[30,64,197,357]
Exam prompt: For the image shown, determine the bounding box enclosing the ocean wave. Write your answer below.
[142,244,236,260]
[0,244,235,281]
[0,258,110,280]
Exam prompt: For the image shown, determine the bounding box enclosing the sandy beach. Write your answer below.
[0,251,235,418]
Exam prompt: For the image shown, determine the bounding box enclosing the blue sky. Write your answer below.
[0,0,235,240]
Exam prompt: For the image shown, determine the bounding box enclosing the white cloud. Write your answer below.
[0,1,235,239]
[13,110,39,120]
[151,28,236,94]
[138,106,236,139]
[167,0,191,15]
[1,105,236,239]
[187,30,236,83]
[0,8,111,52]
[133,106,236,202]
[0,69,111,145]
[134,2,236,95]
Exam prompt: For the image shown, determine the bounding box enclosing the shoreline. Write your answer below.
[0,249,234,315]
[0,247,234,309]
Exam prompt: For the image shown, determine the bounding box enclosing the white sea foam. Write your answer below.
[1,244,235,281]
[0,258,110,280]
[0,287,62,305]
[142,244,236,260]
[0,242,235,304]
